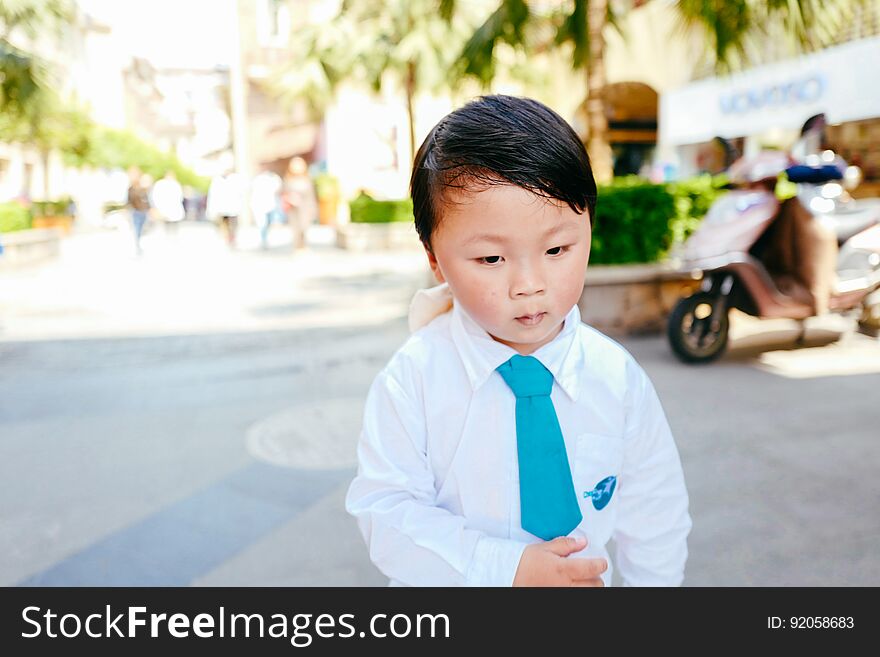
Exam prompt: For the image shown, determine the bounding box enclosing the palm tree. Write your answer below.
[0,0,71,121]
[1,0,77,197]
[270,0,475,164]
[444,0,868,183]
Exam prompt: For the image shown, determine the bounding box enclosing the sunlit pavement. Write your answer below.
[1,223,878,586]
[0,221,428,341]
[620,321,880,586]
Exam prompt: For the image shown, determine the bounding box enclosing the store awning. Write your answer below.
[660,36,880,147]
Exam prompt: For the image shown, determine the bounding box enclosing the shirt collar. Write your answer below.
[450,301,584,402]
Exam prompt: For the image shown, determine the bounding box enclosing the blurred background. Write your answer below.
[1,0,879,586]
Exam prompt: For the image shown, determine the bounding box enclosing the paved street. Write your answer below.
[1,221,879,586]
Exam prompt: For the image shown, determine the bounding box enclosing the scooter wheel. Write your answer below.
[667,292,730,364]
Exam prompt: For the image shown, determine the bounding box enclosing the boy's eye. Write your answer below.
[547,245,569,256]
[478,255,502,265]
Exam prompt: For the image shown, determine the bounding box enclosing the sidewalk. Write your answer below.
[0,221,430,342]
[2,219,878,586]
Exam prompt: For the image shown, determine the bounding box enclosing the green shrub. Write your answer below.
[31,197,74,218]
[590,175,728,265]
[315,172,339,200]
[0,201,33,233]
[339,176,723,264]
[103,202,127,214]
[349,192,413,223]
[667,174,728,246]
[591,182,676,265]
[77,125,210,193]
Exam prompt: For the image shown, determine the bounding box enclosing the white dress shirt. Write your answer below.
[345,283,692,586]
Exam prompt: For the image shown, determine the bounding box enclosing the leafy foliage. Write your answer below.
[674,0,869,73]
[590,182,676,264]
[269,0,476,157]
[31,197,74,217]
[76,125,208,191]
[272,0,468,109]
[0,0,72,120]
[1,0,206,191]
[0,200,32,233]
[589,175,727,264]
[666,174,728,245]
[349,192,414,223]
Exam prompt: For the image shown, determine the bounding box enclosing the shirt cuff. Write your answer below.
[465,536,528,587]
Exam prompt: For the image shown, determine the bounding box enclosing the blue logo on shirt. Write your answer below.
[583,476,617,510]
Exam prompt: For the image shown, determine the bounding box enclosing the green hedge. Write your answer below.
[77,126,209,192]
[0,202,33,233]
[590,175,728,265]
[103,202,128,214]
[348,176,726,263]
[666,175,728,247]
[349,192,413,224]
[31,197,74,218]
[590,182,675,265]
[315,172,340,200]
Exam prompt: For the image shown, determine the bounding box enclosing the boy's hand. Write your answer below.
[512,535,607,587]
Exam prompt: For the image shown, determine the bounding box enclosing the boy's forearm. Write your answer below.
[348,491,526,586]
[350,368,528,586]
[468,536,529,586]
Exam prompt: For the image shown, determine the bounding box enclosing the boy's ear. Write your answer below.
[423,243,446,284]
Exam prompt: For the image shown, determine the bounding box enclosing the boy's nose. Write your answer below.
[511,267,545,298]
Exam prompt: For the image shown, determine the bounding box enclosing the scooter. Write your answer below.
[666,152,880,364]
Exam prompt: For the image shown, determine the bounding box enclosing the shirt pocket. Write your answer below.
[572,432,624,544]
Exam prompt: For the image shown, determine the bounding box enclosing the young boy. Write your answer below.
[345,95,692,586]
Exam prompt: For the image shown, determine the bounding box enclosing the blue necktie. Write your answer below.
[496,354,582,541]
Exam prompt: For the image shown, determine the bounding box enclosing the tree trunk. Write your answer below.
[405,60,417,168]
[586,0,613,184]
[40,148,51,199]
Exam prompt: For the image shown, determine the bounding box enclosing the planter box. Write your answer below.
[579,262,701,335]
[337,221,423,251]
[318,197,338,226]
[33,215,75,235]
[0,228,62,268]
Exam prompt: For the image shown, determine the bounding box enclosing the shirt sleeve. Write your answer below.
[345,367,527,586]
[612,360,692,586]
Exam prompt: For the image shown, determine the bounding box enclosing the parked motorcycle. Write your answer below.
[667,151,880,364]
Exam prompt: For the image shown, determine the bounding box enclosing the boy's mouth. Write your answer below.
[515,312,546,326]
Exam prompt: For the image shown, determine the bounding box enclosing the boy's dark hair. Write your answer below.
[410,94,597,251]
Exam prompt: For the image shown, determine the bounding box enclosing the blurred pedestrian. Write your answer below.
[151,170,185,238]
[282,157,317,251]
[696,136,738,175]
[791,112,847,175]
[182,186,204,221]
[126,167,151,256]
[207,169,245,248]
[792,113,828,161]
[250,167,283,250]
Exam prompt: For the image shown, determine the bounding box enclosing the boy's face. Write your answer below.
[425,184,591,356]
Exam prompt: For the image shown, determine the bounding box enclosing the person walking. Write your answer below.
[207,169,245,249]
[282,157,317,252]
[250,168,283,250]
[126,168,151,256]
[151,170,185,238]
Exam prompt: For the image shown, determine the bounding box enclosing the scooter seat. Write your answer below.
[786,164,843,184]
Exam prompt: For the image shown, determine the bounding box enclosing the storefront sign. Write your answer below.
[659,35,880,148]
[719,74,826,114]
